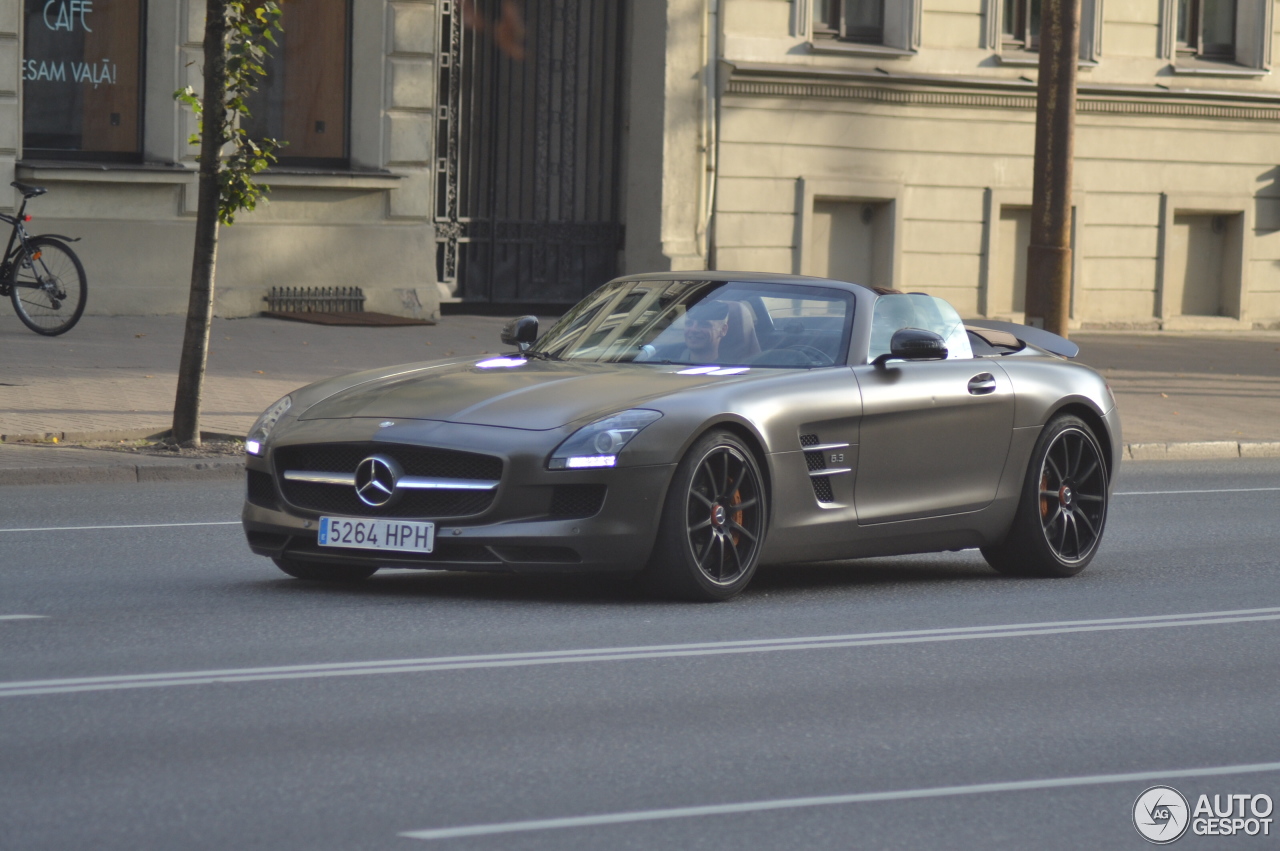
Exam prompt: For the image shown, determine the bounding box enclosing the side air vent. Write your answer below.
[812,476,834,503]
[801,432,849,505]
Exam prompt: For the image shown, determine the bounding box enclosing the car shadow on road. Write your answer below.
[243,552,1004,606]
[748,554,1002,595]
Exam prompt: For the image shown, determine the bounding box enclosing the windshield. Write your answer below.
[531,280,855,368]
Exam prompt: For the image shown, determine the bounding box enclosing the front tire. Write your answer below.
[643,430,767,601]
[982,414,1109,578]
[272,557,378,582]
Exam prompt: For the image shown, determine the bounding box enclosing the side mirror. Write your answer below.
[873,327,948,367]
[500,315,539,352]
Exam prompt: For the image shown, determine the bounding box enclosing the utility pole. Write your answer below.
[1025,0,1080,337]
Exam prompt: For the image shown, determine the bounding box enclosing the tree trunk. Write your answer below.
[1025,0,1080,338]
[172,0,229,447]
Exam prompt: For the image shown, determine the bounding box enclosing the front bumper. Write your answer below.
[241,418,676,574]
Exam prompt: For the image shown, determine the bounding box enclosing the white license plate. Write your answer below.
[318,517,435,554]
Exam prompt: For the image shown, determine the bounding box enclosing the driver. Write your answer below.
[677,301,730,363]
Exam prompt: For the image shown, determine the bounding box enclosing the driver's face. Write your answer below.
[684,317,728,352]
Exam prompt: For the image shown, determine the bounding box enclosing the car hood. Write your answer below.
[297,358,742,429]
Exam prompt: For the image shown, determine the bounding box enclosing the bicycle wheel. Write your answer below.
[10,237,88,336]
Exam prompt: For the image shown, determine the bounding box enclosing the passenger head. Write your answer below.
[683,300,730,360]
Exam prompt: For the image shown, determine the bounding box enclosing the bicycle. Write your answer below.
[0,181,87,336]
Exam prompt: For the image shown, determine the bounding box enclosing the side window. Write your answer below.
[243,0,351,166]
[869,294,973,361]
[22,0,145,161]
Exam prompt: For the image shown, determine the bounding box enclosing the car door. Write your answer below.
[852,294,1016,524]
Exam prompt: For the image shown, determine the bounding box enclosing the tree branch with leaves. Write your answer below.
[171,0,283,446]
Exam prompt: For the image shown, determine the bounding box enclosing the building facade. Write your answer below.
[698,0,1280,329]
[2,0,438,319]
[6,0,1280,329]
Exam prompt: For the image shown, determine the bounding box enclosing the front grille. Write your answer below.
[275,443,502,480]
[550,484,607,518]
[279,481,494,518]
[274,442,502,518]
[247,469,278,508]
[804,451,826,472]
[811,476,834,503]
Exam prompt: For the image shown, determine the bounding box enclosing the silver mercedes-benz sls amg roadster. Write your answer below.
[242,272,1121,601]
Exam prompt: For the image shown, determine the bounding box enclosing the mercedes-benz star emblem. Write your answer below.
[354,454,402,507]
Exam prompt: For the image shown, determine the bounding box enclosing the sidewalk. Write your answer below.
[2,315,1278,484]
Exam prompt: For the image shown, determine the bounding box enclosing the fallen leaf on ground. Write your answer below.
[135,333,146,338]
[254,370,265,374]
[1160,393,1168,398]
[144,375,154,379]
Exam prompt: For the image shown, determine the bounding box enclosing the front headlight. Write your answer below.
[245,395,292,456]
[548,409,662,470]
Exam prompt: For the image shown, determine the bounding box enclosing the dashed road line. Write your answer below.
[2,606,1278,698]
[400,760,1280,840]
[1116,487,1280,496]
[0,521,240,534]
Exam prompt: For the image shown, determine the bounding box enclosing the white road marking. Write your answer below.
[400,760,1280,840]
[0,615,46,621]
[1116,487,1280,496]
[0,521,240,534]
[2,606,1278,698]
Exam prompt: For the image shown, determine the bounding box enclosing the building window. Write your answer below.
[21,0,145,161]
[1002,0,1040,49]
[243,0,351,167]
[988,0,1102,62]
[813,0,885,44]
[1177,0,1236,59]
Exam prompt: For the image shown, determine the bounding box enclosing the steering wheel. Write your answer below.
[781,345,835,366]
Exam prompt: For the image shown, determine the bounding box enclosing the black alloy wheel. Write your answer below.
[644,430,767,601]
[982,414,1109,578]
[1037,424,1107,561]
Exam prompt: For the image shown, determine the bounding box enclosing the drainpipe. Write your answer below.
[698,0,721,269]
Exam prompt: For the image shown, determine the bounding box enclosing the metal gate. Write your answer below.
[435,0,627,306]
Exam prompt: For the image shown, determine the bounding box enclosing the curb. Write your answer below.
[1124,441,1280,461]
[0,429,244,444]
[0,459,244,487]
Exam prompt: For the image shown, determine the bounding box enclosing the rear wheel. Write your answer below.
[272,556,378,582]
[10,237,88,336]
[982,414,1109,578]
[643,430,767,601]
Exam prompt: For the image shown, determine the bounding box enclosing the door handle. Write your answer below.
[967,373,997,395]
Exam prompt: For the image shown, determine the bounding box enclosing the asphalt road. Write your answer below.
[3,460,1279,850]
